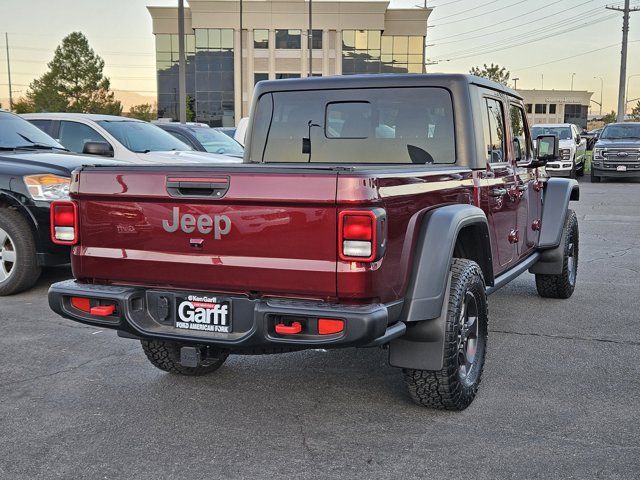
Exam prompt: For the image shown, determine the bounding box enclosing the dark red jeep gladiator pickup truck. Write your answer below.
[48,74,579,410]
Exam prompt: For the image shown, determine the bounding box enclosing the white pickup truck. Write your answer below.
[532,123,587,178]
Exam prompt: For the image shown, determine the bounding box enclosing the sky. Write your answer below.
[0,0,638,112]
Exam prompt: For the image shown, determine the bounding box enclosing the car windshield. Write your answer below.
[531,126,573,140]
[97,120,192,153]
[600,123,640,140]
[191,127,244,156]
[0,112,65,150]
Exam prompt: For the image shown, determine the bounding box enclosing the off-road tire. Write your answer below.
[535,209,578,299]
[141,339,228,376]
[569,163,577,179]
[0,208,41,296]
[590,169,601,183]
[576,162,585,177]
[403,258,488,411]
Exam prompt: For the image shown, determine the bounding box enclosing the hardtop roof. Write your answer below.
[253,73,522,100]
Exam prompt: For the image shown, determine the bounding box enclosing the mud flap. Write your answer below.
[388,276,451,371]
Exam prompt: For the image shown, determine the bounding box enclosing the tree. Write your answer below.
[470,63,511,86]
[186,95,195,122]
[128,103,156,122]
[18,32,122,114]
[601,110,617,124]
[630,101,640,121]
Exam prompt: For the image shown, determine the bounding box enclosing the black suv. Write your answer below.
[0,110,126,295]
[591,122,640,182]
[155,123,244,157]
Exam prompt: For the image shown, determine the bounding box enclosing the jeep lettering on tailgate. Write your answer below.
[162,207,231,239]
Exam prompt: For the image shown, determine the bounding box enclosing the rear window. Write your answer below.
[250,87,455,164]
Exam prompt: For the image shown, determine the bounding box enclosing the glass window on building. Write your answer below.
[526,103,532,114]
[193,28,235,127]
[534,104,547,114]
[254,30,269,49]
[275,30,301,49]
[311,30,322,49]
[275,73,301,79]
[343,31,423,75]
[549,104,557,114]
[155,33,196,121]
[255,73,269,85]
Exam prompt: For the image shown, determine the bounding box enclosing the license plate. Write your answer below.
[175,294,232,333]
[617,165,627,172]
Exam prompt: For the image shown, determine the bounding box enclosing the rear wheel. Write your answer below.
[403,259,488,411]
[536,209,579,299]
[141,339,228,376]
[0,209,41,296]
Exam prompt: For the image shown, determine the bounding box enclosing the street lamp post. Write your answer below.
[593,76,603,116]
[513,77,519,90]
[571,72,576,91]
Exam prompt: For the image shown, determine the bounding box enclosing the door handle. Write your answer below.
[490,188,507,197]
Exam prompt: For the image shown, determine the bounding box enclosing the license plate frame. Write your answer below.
[174,294,232,333]
[617,165,627,172]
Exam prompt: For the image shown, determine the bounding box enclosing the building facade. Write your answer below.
[148,0,430,126]
[518,89,593,129]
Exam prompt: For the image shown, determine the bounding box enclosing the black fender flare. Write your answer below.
[529,178,579,275]
[401,204,491,323]
[389,204,492,371]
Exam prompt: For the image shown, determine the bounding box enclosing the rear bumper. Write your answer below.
[48,280,405,351]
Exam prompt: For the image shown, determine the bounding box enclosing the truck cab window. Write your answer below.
[255,87,455,164]
[510,104,530,161]
[483,98,505,163]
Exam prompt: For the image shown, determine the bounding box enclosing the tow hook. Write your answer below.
[275,322,303,335]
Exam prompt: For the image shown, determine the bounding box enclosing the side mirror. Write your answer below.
[83,141,114,157]
[576,135,581,144]
[534,134,558,167]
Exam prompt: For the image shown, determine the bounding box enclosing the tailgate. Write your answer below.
[72,167,338,299]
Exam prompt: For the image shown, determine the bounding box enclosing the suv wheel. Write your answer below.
[141,339,228,376]
[535,209,578,299]
[590,168,601,183]
[403,258,488,411]
[0,209,41,296]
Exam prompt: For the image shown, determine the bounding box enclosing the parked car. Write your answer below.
[155,123,244,157]
[21,113,240,164]
[0,110,134,295]
[591,122,640,183]
[531,123,587,178]
[48,74,579,411]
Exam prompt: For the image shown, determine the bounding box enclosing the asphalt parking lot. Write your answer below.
[1,178,639,480]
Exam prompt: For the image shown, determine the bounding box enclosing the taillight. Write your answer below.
[50,201,78,245]
[338,209,386,262]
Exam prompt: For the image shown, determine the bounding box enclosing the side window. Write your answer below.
[28,119,53,136]
[483,98,505,163]
[58,121,108,153]
[509,104,530,162]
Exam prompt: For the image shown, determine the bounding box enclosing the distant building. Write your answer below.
[518,89,593,129]
[148,0,430,126]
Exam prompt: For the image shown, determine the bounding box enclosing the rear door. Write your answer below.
[73,167,339,299]
[480,96,519,271]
